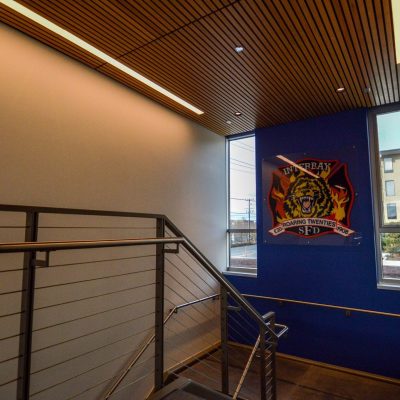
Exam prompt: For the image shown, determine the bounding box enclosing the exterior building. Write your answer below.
[381,149,400,224]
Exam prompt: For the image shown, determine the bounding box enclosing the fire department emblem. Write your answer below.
[268,158,354,238]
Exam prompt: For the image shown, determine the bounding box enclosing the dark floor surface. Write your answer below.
[175,346,400,400]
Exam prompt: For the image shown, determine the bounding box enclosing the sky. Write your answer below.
[377,111,400,151]
[229,136,256,220]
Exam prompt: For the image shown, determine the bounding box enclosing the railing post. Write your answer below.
[17,212,39,400]
[220,286,229,394]
[259,324,267,400]
[270,315,277,400]
[154,217,165,391]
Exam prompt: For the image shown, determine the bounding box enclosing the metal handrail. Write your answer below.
[244,293,400,319]
[0,234,275,335]
[103,294,220,399]
[164,217,276,336]
[0,203,164,219]
[0,237,184,253]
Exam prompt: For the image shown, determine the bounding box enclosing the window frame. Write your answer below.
[369,104,400,290]
[384,157,393,172]
[385,180,395,196]
[226,133,257,276]
[387,203,397,220]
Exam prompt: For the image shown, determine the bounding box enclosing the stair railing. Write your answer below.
[102,294,219,399]
[0,204,287,400]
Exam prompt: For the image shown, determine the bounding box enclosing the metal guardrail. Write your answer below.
[0,204,283,400]
[103,294,219,400]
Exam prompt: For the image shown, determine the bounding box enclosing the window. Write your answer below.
[385,180,395,196]
[227,135,257,274]
[384,157,393,172]
[370,106,400,288]
[387,203,397,219]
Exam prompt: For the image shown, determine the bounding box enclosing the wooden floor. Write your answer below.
[275,357,400,400]
[175,346,400,400]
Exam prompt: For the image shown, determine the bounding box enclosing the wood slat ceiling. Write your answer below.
[1,0,399,135]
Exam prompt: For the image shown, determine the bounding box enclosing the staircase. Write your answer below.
[0,204,287,400]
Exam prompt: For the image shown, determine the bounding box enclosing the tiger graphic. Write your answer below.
[283,175,333,219]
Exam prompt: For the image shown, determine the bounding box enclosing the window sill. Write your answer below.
[223,267,258,278]
[377,282,400,291]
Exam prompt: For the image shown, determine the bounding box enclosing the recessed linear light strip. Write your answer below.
[1,0,204,115]
[393,0,400,63]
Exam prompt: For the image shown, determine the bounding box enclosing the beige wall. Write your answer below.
[0,23,226,400]
[0,23,226,268]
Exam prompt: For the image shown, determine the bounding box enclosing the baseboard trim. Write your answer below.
[277,352,400,386]
[227,341,400,386]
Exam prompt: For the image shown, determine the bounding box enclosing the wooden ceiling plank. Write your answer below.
[198,9,309,122]
[21,0,132,56]
[95,0,164,43]
[265,0,343,115]
[382,0,400,102]
[332,0,376,107]
[187,0,220,16]
[220,3,325,120]
[374,0,397,103]
[311,0,364,107]
[366,0,392,103]
[257,0,344,114]
[124,0,185,34]
[0,11,103,67]
[158,0,197,25]
[270,0,350,112]
[242,1,332,119]
[318,0,368,106]
[289,0,356,110]
[343,0,384,105]
[154,19,298,125]
[358,0,389,104]
[119,48,263,128]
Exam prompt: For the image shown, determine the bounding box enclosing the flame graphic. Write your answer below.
[271,173,290,222]
[330,187,349,221]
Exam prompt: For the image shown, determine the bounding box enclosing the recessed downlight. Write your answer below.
[234,112,242,117]
[0,0,204,115]
[235,46,244,54]
[226,120,232,125]
[336,87,345,93]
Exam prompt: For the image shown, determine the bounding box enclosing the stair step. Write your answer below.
[148,377,232,400]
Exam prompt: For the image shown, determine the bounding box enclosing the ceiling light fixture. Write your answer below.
[392,0,400,63]
[336,87,345,93]
[1,0,204,115]
[235,46,244,53]
[234,112,242,116]
[226,120,232,125]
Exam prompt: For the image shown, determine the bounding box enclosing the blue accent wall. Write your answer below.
[227,109,400,378]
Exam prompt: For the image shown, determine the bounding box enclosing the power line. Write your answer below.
[230,158,255,168]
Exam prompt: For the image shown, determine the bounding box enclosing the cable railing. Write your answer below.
[0,204,287,400]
